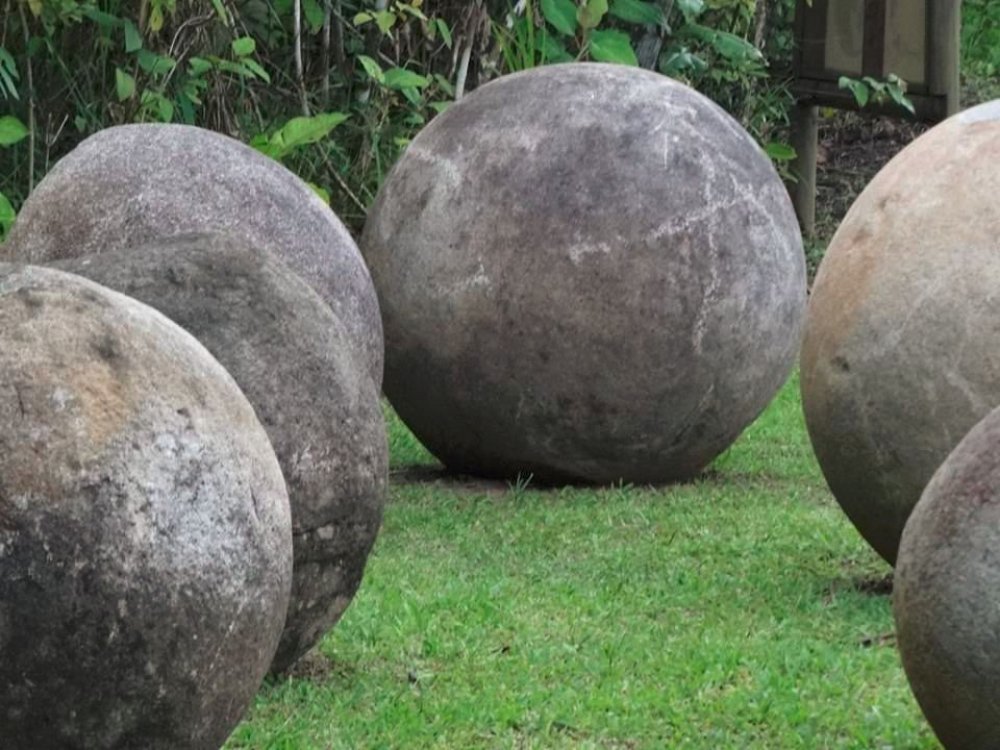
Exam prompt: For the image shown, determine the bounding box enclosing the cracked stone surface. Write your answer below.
[801,99,1000,565]
[895,403,1000,749]
[1,123,384,386]
[362,63,805,484]
[56,233,387,674]
[0,264,292,749]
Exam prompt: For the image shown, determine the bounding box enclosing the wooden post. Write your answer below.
[789,102,819,238]
[929,0,962,117]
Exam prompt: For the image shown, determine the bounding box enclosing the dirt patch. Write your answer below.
[812,78,993,249]
[854,573,894,596]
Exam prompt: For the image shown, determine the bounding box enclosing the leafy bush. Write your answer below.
[0,0,792,235]
[963,0,1000,78]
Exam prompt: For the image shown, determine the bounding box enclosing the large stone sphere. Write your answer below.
[801,100,1000,565]
[894,403,1000,749]
[362,63,806,483]
[1,123,383,385]
[0,264,292,748]
[57,233,388,674]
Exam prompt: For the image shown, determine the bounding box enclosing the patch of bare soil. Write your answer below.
[813,78,992,244]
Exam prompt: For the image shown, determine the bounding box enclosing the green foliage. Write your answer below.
[0,114,27,240]
[838,74,916,116]
[1,0,799,233]
[963,0,1000,78]
[225,377,936,748]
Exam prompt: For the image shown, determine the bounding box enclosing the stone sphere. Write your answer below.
[894,403,1000,749]
[0,264,292,748]
[57,233,388,674]
[361,63,806,483]
[801,100,1000,565]
[1,122,383,385]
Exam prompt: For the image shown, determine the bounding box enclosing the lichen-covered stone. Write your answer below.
[801,100,1000,564]
[1,123,383,385]
[57,233,387,674]
[0,264,293,749]
[894,403,1000,749]
[362,63,806,483]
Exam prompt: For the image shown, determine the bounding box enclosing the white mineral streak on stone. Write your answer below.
[568,240,613,265]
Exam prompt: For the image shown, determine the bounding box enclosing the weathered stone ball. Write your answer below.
[801,100,1000,565]
[361,63,806,483]
[0,264,292,748]
[1,122,383,385]
[894,403,1000,748]
[56,233,388,674]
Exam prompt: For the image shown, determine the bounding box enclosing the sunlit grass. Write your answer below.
[227,374,933,749]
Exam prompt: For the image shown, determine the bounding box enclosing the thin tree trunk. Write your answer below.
[294,0,311,116]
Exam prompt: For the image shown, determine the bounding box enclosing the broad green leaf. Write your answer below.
[685,24,762,63]
[357,55,385,83]
[141,90,174,122]
[149,4,164,31]
[215,59,253,78]
[303,0,325,32]
[536,32,574,63]
[115,68,136,101]
[887,85,916,115]
[27,0,42,17]
[189,57,214,76]
[383,68,430,90]
[541,0,578,36]
[241,58,271,83]
[578,0,609,31]
[81,7,121,28]
[435,18,453,48]
[609,0,662,26]
[588,28,638,65]
[374,10,396,34]
[660,48,708,77]
[0,47,18,100]
[433,73,455,96]
[0,115,28,146]
[210,0,231,26]
[353,12,373,25]
[398,4,428,21]
[400,86,423,106]
[249,133,279,159]
[0,191,14,239]
[123,20,143,52]
[675,0,705,20]
[278,112,349,149]
[307,182,331,205]
[838,76,869,107]
[765,142,796,161]
[137,50,176,76]
[232,36,256,57]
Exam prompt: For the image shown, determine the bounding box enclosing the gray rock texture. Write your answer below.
[894,403,1000,750]
[1,122,383,385]
[801,100,1000,565]
[57,233,387,674]
[362,63,806,484]
[0,264,292,749]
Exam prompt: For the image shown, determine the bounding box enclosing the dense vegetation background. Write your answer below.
[0,0,996,240]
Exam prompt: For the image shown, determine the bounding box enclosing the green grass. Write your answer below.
[226,374,936,749]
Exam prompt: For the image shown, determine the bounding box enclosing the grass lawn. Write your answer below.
[226,374,936,749]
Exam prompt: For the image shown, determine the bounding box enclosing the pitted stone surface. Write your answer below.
[895,405,1000,749]
[1,123,383,385]
[801,100,1000,564]
[57,233,387,673]
[0,264,292,749]
[362,63,806,484]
